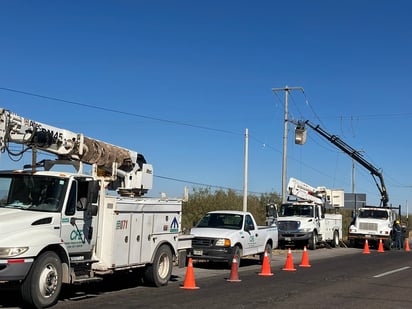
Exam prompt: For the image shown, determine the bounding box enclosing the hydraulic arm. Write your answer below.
[295,120,389,207]
[0,108,152,195]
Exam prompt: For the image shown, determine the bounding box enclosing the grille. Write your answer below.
[192,237,213,247]
[278,221,299,231]
[359,222,378,231]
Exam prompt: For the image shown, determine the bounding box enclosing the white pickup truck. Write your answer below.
[189,210,278,267]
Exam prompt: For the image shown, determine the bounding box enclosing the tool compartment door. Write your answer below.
[129,213,143,264]
[112,213,131,267]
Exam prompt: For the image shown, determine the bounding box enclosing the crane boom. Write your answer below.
[296,120,389,207]
[0,108,152,195]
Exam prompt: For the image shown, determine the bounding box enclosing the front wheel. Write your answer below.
[144,245,173,287]
[308,231,318,250]
[21,251,62,308]
[227,245,241,269]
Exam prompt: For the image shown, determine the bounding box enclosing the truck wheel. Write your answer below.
[143,245,173,287]
[308,231,317,250]
[228,245,241,269]
[260,243,272,264]
[331,230,340,248]
[21,251,62,309]
[384,238,392,251]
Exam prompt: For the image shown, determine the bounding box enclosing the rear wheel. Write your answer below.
[331,230,340,248]
[144,245,173,287]
[21,251,62,308]
[260,243,272,264]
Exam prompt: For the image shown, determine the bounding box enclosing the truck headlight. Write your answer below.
[215,239,231,247]
[298,228,312,232]
[0,247,29,258]
[349,227,357,233]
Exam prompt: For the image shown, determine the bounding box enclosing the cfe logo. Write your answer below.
[170,217,179,233]
[70,230,84,241]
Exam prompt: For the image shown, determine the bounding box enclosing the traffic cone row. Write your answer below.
[181,238,412,290]
[181,247,316,290]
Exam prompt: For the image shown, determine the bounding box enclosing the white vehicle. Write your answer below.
[277,177,343,250]
[190,210,278,267]
[348,205,401,249]
[0,108,191,308]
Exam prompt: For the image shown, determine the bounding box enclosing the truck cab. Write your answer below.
[348,206,400,249]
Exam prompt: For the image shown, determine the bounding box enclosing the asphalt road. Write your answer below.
[2,246,412,309]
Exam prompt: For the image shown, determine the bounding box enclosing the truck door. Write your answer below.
[60,179,96,259]
[244,214,264,255]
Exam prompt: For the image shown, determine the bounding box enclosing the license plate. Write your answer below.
[193,249,203,255]
[285,237,291,241]
[365,235,371,238]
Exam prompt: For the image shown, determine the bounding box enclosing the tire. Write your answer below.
[227,245,241,269]
[308,231,318,250]
[260,242,272,264]
[143,245,173,287]
[331,230,340,248]
[21,251,62,309]
[384,237,392,251]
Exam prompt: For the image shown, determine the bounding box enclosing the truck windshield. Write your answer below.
[0,174,68,212]
[196,213,243,230]
[358,209,388,219]
[279,204,313,217]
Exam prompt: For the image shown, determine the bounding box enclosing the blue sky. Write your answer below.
[1,1,411,211]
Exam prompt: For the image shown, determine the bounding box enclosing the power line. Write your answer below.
[154,175,265,195]
[0,87,241,136]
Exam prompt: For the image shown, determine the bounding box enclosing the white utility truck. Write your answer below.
[277,177,344,250]
[348,205,401,249]
[189,210,278,267]
[0,108,191,308]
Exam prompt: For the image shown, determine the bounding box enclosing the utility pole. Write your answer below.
[272,85,304,204]
[243,128,249,212]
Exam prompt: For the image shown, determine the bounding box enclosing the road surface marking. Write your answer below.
[373,266,410,278]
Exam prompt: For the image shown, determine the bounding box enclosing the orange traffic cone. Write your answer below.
[227,256,241,282]
[377,238,384,253]
[405,239,411,252]
[180,258,199,289]
[363,239,371,254]
[283,248,296,271]
[258,250,274,276]
[299,246,311,267]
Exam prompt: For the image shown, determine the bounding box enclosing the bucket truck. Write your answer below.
[276,177,344,250]
[294,120,403,249]
[0,108,191,308]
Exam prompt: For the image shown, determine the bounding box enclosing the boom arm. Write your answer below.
[0,108,152,195]
[296,120,388,207]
